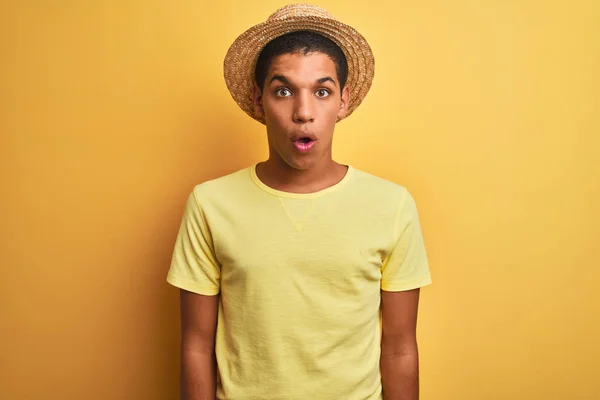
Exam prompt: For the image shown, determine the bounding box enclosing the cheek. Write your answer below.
[325,96,342,115]
[322,102,340,124]
[263,100,289,125]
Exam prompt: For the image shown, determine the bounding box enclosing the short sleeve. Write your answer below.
[381,190,432,292]
[166,188,221,295]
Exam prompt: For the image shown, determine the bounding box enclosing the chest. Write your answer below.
[208,197,396,292]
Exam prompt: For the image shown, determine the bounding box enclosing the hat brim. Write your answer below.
[223,15,375,124]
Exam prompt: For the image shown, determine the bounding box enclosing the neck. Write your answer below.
[257,157,347,194]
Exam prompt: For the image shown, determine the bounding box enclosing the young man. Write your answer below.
[167,4,432,400]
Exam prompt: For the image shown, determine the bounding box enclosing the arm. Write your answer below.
[380,288,421,400]
[180,289,219,400]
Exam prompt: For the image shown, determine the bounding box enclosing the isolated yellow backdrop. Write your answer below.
[1,1,599,399]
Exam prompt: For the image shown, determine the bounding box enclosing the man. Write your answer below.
[167,4,432,400]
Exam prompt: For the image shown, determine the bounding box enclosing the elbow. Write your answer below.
[181,330,216,357]
[381,334,418,358]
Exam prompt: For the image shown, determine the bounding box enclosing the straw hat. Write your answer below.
[223,3,375,124]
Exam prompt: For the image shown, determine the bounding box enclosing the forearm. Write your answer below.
[181,348,217,400]
[178,291,219,400]
[380,342,419,400]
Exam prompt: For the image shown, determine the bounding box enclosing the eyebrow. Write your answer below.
[317,77,337,85]
[269,75,337,86]
[269,75,290,85]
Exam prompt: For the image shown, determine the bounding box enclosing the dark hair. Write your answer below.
[254,30,348,92]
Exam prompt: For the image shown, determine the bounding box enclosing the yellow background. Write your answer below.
[1,1,599,399]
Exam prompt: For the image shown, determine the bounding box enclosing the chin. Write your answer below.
[282,156,319,171]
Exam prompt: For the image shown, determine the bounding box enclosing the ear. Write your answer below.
[336,86,350,122]
[253,85,264,119]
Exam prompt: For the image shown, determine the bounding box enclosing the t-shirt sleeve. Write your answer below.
[381,189,432,292]
[166,188,221,295]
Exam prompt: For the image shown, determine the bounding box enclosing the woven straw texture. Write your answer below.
[223,4,375,124]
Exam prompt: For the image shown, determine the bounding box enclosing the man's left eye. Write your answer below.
[316,89,330,98]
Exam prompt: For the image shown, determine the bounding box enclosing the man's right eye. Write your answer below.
[275,88,292,97]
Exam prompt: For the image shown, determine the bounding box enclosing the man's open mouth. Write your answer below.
[293,137,317,152]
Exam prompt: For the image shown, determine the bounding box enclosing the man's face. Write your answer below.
[253,52,349,171]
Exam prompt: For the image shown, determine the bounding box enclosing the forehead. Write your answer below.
[267,52,337,81]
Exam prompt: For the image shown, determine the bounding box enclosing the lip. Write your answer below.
[291,131,318,153]
[291,132,318,142]
[293,140,316,153]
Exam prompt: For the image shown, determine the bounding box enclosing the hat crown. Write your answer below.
[268,4,334,21]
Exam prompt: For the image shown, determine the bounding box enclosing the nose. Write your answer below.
[292,91,315,124]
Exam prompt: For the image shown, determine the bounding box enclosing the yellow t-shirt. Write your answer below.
[167,164,432,400]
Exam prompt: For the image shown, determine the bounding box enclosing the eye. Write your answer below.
[275,88,292,97]
[315,89,330,98]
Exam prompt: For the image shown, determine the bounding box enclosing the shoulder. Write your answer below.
[191,166,253,198]
[349,167,414,205]
[184,166,255,217]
